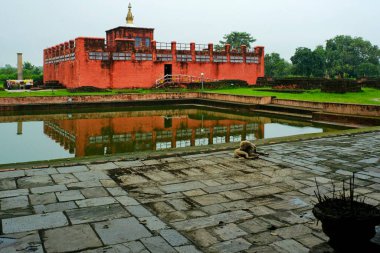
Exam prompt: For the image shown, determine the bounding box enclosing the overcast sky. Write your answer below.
[0,0,379,67]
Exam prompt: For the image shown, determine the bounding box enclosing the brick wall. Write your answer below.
[44,37,265,88]
[200,93,272,105]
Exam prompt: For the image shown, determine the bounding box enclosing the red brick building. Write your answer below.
[43,4,265,89]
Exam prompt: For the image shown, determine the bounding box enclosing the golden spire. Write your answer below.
[126,3,134,25]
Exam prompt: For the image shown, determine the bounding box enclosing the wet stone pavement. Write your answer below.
[0,131,379,253]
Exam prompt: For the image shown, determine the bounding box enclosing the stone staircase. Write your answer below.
[253,104,318,119]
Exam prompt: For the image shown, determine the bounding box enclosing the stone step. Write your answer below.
[257,104,319,115]
[252,109,313,119]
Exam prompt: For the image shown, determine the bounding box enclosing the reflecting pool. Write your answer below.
[0,107,348,164]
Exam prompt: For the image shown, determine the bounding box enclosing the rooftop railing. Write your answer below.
[45,39,263,65]
[177,43,191,51]
[156,42,172,50]
[195,44,208,52]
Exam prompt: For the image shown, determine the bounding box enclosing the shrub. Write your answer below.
[321,80,362,93]
[358,78,380,89]
[187,79,248,89]
[258,77,364,92]
[68,86,111,93]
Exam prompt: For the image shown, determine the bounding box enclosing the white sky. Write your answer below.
[0,0,379,67]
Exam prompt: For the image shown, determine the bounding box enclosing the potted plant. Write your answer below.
[312,174,380,252]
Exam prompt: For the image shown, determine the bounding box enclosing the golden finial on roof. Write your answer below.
[126,3,134,25]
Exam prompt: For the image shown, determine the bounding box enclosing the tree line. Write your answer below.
[217,32,380,79]
[0,62,43,87]
[265,35,380,78]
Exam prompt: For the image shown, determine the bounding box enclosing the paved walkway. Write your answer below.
[0,132,379,253]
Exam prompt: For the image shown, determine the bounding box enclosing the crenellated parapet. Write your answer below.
[44,40,76,64]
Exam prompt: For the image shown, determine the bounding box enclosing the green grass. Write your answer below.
[207,88,380,105]
[0,88,188,97]
[0,90,111,97]
[0,87,379,105]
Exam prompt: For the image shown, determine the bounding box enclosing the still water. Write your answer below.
[0,107,347,164]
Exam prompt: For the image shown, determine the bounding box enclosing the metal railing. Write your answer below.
[177,43,191,51]
[156,42,172,50]
[155,74,218,88]
[195,44,208,52]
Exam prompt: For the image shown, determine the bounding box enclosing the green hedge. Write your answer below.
[358,78,380,89]
[187,79,248,89]
[68,86,111,93]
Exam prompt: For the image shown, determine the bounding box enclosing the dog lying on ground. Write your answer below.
[234,140,268,159]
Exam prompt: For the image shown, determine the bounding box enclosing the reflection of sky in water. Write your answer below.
[176,140,191,148]
[246,133,256,141]
[213,136,226,144]
[0,122,74,165]
[264,123,323,139]
[156,142,171,150]
[230,135,242,143]
[195,138,208,146]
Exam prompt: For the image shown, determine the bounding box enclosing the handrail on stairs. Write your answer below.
[155,74,217,88]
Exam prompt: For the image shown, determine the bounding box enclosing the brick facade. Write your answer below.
[43,25,264,89]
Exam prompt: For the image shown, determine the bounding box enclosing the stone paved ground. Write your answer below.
[0,131,379,253]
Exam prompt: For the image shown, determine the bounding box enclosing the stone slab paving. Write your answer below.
[43,224,103,252]
[2,212,68,234]
[0,231,43,253]
[93,217,152,245]
[0,131,379,252]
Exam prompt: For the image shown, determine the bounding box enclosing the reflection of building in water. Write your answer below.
[17,121,23,135]
[44,121,76,154]
[43,110,266,157]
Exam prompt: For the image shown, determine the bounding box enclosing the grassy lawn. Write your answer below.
[0,87,379,105]
[208,88,380,105]
[0,88,185,97]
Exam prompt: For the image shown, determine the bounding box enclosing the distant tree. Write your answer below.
[357,63,380,77]
[23,62,42,78]
[216,32,256,50]
[290,46,327,77]
[1,64,16,75]
[325,35,380,78]
[23,62,33,70]
[311,45,327,77]
[264,53,292,77]
[0,65,17,87]
[291,47,315,77]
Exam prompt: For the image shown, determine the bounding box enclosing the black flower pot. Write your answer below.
[313,199,380,251]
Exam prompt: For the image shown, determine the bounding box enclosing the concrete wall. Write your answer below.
[2,94,378,117]
[273,99,380,117]
[0,93,197,105]
[312,112,380,126]
[0,93,271,106]
[200,93,272,105]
